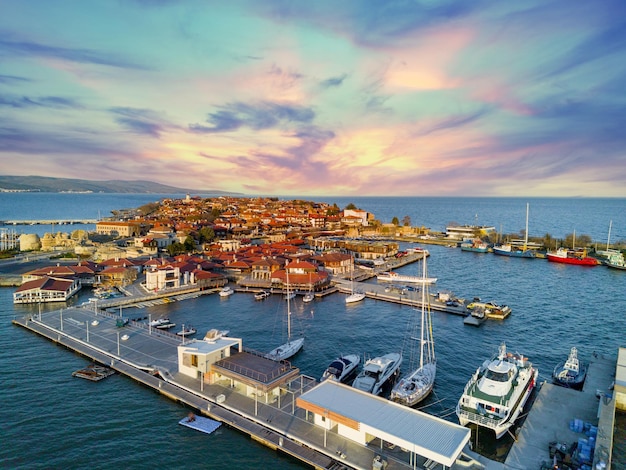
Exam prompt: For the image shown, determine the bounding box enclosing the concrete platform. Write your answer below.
[505,354,616,469]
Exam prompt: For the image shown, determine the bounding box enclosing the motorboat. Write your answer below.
[456,342,538,439]
[390,255,436,406]
[204,329,229,341]
[352,352,402,396]
[219,286,234,297]
[321,354,361,383]
[254,291,270,300]
[552,347,587,390]
[460,239,489,253]
[176,325,197,337]
[345,291,365,304]
[302,292,314,303]
[149,318,173,328]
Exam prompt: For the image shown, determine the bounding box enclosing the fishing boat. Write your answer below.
[352,352,402,396]
[552,347,587,390]
[321,354,361,383]
[460,239,489,253]
[345,258,365,304]
[254,290,270,300]
[493,203,535,258]
[219,286,234,297]
[266,273,304,361]
[456,342,538,439]
[546,248,599,266]
[546,230,599,266]
[390,256,436,406]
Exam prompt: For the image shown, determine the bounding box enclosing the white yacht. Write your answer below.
[456,342,538,439]
[352,352,402,396]
[321,354,361,383]
[219,286,234,297]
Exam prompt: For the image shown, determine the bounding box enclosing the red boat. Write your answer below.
[546,248,599,266]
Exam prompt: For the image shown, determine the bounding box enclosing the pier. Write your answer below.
[13,307,482,470]
[1,219,98,226]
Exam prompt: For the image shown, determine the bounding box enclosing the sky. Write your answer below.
[0,0,625,197]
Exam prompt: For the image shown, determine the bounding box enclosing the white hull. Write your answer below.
[219,287,234,297]
[303,293,314,303]
[345,292,365,303]
[390,362,436,406]
[456,343,538,439]
[321,354,361,382]
[266,337,304,361]
[377,272,437,284]
[352,353,402,396]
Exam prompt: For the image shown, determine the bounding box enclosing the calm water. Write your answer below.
[1,195,625,469]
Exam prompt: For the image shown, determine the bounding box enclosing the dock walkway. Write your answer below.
[14,307,479,470]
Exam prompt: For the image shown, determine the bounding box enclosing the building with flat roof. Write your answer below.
[296,380,471,468]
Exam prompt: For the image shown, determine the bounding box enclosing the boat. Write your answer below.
[546,248,599,266]
[604,251,626,270]
[155,322,176,329]
[352,352,402,396]
[552,347,587,390]
[72,364,115,381]
[321,354,361,383]
[176,325,197,337]
[390,255,436,406]
[149,318,173,328]
[466,301,511,320]
[596,220,621,260]
[219,286,234,297]
[456,342,538,439]
[178,413,222,435]
[345,258,365,303]
[376,268,437,284]
[266,273,304,361]
[463,307,487,327]
[547,230,599,266]
[254,291,270,300]
[460,239,489,253]
[204,328,229,340]
[302,292,314,303]
[493,203,535,258]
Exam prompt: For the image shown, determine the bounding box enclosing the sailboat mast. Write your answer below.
[419,255,426,368]
[524,203,529,249]
[607,220,612,251]
[286,272,291,341]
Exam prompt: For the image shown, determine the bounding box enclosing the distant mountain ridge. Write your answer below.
[0,175,238,195]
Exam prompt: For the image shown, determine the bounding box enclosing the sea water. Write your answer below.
[1,194,625,468]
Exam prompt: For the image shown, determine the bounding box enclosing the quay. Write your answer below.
[1,218,98,225]
[12,306,486,470]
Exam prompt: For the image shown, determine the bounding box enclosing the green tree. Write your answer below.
[166,242,186,256]
[391,216,399,226]
[198,226,215,243]
[183,235,195,252]
[402,215,411,227]
[345,203,357,210]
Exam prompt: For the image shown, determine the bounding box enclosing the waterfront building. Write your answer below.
[95,221,143,237]
[144,264,181,291]
[13,276,80,303]
[445,224,496,240]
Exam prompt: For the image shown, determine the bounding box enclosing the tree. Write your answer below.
[198,226,215,243]
[391,216,399,226]
[345,203,357,210]
[402,215,411,227]
[183,236,195,252]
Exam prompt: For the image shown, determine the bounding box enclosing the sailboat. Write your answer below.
[266,272,304,361]
[303,272,314,303]
[390,255,436,406]
[345,257,365,304]
[493,203,535,258]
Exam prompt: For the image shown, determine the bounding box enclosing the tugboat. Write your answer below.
[552,347,587,390]
[456,342,538,439]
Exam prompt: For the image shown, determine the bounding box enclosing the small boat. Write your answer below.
[346,259,365,303]
[352,352,402,396]
[219,286,234,297]
[321,354,361,383]
[463,307,486,326]
[605,251,626,270]
[149,318,172,327]
[72,364,115,381]
[204,329,229,340]
[155,321,176,330]
[460,239,489,253]
[302,293,314,303]
[456,342,538,439]
[493,203,536,258]
[466,301,511,319]
[176,325,197,337]
[552,347,587,390]
[254,291,270,300]
[178,413,222,435]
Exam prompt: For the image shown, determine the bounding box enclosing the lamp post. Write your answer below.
[60,309,63,331]
[117,331,120,356]
[86,320,89,342]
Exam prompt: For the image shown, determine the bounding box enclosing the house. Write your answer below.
[13,276,81,304]
[144,264,181,291]
[96,221,143,237]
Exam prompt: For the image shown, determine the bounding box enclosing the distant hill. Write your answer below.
[0,175,238,195]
